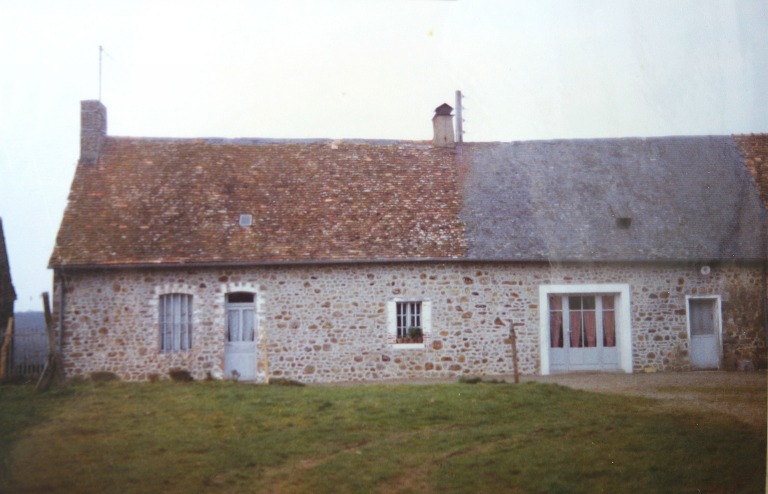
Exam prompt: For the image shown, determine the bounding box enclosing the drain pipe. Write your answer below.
[764,257,768,494]
[57,270,65,355]
[510,323,520,384]
[262,329,270,384]
[763,216,768,369]
[763,258,767,366]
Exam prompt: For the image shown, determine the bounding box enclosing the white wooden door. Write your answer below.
[224,302,257,380]
[689,299,720,369]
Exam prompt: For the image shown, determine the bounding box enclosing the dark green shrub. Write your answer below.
[169,369,193,382]
[90,371,119,383]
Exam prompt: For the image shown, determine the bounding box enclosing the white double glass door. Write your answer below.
[549,294,619,372]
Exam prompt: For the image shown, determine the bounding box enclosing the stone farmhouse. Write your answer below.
[49,100,767,382]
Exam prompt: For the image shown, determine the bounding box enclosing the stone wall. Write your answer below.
[53,261,765,382]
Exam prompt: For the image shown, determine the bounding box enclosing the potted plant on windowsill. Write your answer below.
[396,326,423,344]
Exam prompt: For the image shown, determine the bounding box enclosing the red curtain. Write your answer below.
[603,296,616,347]
[569,309,582,347]
[550,296,563,348]
[550,313,562,347]
[553,295,617,349]
[584,310,597,347]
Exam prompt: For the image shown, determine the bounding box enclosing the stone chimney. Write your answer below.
[432,103,455,147]
[80,100,107,165]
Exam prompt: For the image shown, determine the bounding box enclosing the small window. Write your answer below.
[227,292,255,304]
[239,214,253,227]
[388,299,431,346]
[396,301,423,343]
[159,293,193,353]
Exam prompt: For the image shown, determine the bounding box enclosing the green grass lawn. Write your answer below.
[1,380,764,494]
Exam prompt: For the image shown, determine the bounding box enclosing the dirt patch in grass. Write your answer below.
[523,371,767,431]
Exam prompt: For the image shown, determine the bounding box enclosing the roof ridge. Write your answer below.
[106,136,433,146]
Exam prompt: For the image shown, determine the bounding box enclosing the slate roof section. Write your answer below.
[460,136,766,261]
[50,138,466,267]
[50,132,767,268]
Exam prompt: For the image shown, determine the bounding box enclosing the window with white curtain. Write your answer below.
[159,293,193,353]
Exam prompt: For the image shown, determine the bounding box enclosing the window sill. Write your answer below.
[392,342,425,350]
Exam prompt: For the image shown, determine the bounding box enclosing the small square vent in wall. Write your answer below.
[616,217,632,228]
[239,214,253,227]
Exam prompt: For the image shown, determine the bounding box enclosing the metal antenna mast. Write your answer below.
[455,90,464,143]
[99,45,103,101]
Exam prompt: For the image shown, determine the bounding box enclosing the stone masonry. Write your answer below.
[54,261,765,382]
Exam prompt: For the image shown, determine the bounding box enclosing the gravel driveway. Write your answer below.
[522,371,767,430]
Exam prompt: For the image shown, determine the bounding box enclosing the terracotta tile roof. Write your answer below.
[50,138,466,267]
[734,134,768,210]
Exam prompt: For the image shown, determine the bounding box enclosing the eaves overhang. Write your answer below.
[48,255,767,272]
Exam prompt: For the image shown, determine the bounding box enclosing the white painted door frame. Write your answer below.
[686,295,722,369]
[539,284,633,375]
[224,298,259,380]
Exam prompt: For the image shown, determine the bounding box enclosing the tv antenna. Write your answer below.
[98,46,114,101]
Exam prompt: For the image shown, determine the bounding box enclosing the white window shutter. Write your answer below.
[386,300,396,337]
[422,300,432,334]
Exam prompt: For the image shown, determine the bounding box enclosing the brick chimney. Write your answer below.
[80,100,107,165]
[432,103,455,147]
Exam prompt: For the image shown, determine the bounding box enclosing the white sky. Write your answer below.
[1,0,766,311]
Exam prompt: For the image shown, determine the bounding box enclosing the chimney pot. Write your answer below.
[80,100,107,165]
[432,103,455,147]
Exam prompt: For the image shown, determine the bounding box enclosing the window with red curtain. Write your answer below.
[550,294,616,349]
[549,295,563,348]
[568,296,597,348]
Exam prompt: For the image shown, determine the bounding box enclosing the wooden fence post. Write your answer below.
[0,317,14,381]
[36,292,64,390]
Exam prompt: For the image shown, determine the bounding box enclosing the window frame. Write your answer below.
[685,295,722,340]
[396,301,422,342]
[388,298,431,349]
[159,293,193,353]
[227,304,256,343]
[549,294,616,350]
